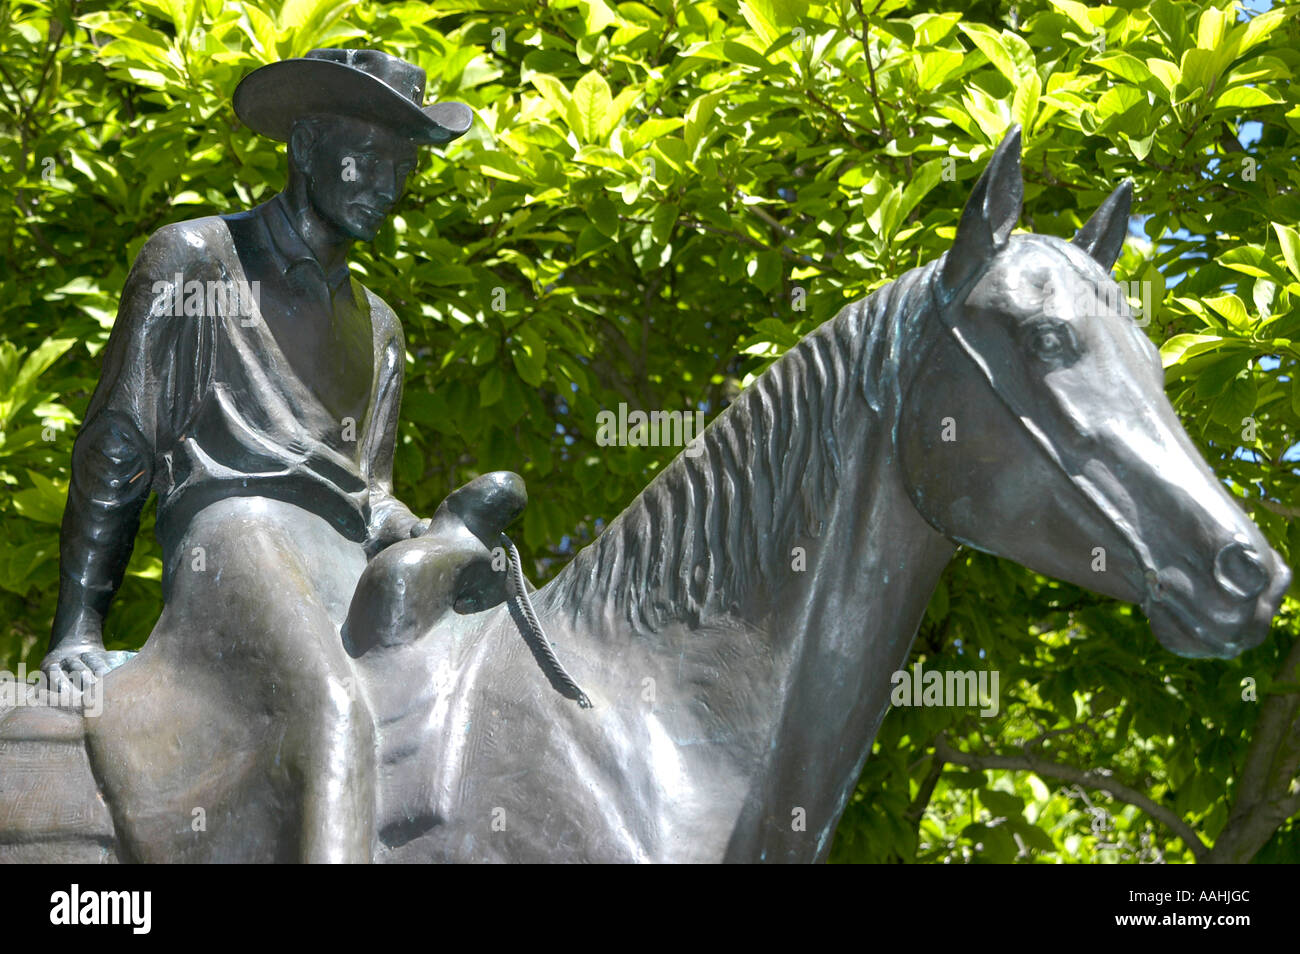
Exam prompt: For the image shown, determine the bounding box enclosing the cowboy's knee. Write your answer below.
[289,663,373,743]
[343,534,488,654]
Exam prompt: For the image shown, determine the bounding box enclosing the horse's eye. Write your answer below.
[1029,323,1075,363]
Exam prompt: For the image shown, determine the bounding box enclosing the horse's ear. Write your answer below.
[937,125,1023,309]
[1071,179,1133,272]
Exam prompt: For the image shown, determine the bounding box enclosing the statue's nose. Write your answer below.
[1214,541,1268,600]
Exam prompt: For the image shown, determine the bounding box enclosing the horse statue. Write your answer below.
[0,127,1289,862]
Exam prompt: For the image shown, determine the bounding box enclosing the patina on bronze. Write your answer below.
[32,48,524,863]
[0,118,1290,862]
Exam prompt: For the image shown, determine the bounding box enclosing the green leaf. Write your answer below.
[1195,6,1230,51]
[575,223,612,258]
[578,0,618,35]
[1160,334,1226,368]
[571,71,613,143]
[1220,245,1292,284]
[980,789,1025,818]
[1209,368,1257,428]
[917,50,964,88]
[479,367,504,407]
[1214,86,1281,110]
[1203,294,1251,331]
[511,330,546,386]
[685,89,727,155]
[10,471,68,525]
[650,203,678,246]
[1049,0,1095,35]
[1195,353,1249,401]
[740,0,796,49]
[1009,817,1056,853]
[631,117,684,147]
[1124,132,1155,161]
[529,73,574,128]
[944,770,985,790]
[1013,70,1041,134]
[720,39,771,71]
[1096,86,1144,121]
[1239,8,1288,53]
[1252,278,1276,320]
[15,338,76,398]
[604,87,642,140]
[1145,58,1181,97]
[748,249,782,292]
[1272,223,1300,282]
[900,159,945,223]
[588,194,619,238]
[1092,52,1155,86]
[958,23,1018,83]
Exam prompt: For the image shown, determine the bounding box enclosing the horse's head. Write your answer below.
[899,126,1291,658]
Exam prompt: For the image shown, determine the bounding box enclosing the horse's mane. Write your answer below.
[543,260,941,637]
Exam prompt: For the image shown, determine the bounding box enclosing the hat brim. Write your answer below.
[233,58,473,145]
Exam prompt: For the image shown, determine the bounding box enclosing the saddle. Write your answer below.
[342,470,529,655]
[0,471,531,862]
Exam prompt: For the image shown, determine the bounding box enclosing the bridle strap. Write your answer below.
[927,278,1160,582]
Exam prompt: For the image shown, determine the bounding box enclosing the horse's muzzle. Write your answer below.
[1146,546,1291,659]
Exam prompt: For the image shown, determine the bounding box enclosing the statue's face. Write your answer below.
[292,115,419,241]
[900,234,1290,659]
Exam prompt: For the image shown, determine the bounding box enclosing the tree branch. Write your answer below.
[933,736,1210,861]
[850,0,890,140]
[803,88,871,152]
[678,216,837,272]
[905,749,946,827]
[1251,497,1300,520]
[1206,635,1300,862]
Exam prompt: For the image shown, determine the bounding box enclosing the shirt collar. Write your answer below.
[261,195,353,292]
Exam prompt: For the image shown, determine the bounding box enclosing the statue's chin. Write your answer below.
[1145,599,1271,660]
[341,221,380,242]
[309,196,384,242]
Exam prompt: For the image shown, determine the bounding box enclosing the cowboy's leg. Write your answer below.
[344,471,528,655]
[156,496,374,862]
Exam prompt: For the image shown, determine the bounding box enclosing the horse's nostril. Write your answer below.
[1143,568,1165,598]
[1214,542,1268,600]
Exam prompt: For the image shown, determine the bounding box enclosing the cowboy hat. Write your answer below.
[233,48,474,145]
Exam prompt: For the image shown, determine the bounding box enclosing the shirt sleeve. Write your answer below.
[51,224,210,643]
[362,316,425,554]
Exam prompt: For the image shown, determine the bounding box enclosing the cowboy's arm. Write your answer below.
[45,231,179,683]
[364,325,428,556]
[361,316,531,558]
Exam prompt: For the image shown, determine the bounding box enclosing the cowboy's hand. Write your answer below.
[40,641,136,696]
[365,508,431,558]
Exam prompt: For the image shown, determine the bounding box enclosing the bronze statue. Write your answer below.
[36,49,513,863]
[0,86,1289,861]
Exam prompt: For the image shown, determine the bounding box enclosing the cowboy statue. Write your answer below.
[41,49,536,862]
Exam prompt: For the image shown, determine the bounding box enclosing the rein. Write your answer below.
[928,277,1160,584]
[500,532,593,709]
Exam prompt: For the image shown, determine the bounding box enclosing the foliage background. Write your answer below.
[1,0,1297,862]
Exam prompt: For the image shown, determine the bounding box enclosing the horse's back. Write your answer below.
[365,602,752,863]
[0,704,118,863]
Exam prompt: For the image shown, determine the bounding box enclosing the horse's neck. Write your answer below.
[541,285,955,858]
[723,450,954,859]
